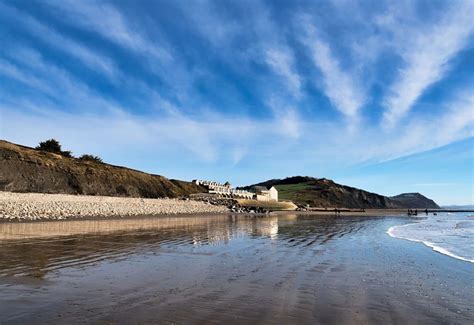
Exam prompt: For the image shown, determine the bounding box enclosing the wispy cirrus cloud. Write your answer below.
[266,96,301,139]
[0,2,118,80]
[298,15,364,121]
[0,102,304,165]
[188,0,303,100]
[263,47,302,99]
[381,1,474,129]
[0,47,122,114]
[45,0,170,61]
[181,0,303,135]
[0,58,54,96]
[44,0,196,102]
[178,0,239,48]
[377,88,474,161]
[257,11,302,100]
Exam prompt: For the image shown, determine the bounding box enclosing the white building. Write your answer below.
[193,180,278,201]
[193,180,254,199]
[254,186,278,202]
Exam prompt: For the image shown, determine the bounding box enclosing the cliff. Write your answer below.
[390,193,440,209]
[0,140,204,198]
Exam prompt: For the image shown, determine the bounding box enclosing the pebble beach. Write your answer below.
[0,192,229,221]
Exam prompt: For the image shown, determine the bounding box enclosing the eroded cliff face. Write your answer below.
[242,176,439,209]
[0,140,204,198]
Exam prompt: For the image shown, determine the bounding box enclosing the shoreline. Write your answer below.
[387,220,474,264]
[273,209,408,217]
[0,210,411,241]
[0,211,230,224]
[0,191,442,222]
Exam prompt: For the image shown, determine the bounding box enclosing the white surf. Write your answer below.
[387,212,474,263]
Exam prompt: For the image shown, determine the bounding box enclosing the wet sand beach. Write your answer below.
[275,209,408,217]
[0,214,472,324]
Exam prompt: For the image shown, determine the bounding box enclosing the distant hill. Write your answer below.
[240,176,440,209]
[390,193,440,209]
[0,140,204,198]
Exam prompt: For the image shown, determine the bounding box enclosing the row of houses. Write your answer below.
[193,180,278,202]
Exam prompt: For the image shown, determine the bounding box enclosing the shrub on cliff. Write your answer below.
[79,154,103,163]
[35,139,73,158]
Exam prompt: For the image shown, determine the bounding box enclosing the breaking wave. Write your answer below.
[387,212,474,263]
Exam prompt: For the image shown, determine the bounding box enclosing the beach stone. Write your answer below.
[0,191,229,221]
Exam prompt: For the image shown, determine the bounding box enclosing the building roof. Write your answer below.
[253,186,269,193]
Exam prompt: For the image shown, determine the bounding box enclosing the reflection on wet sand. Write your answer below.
[0,215,238,240]
[0,214,472,324]
[0,214,291,241]
[0,215,362,279]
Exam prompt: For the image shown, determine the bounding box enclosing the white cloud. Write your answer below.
[176,0,303,113]
[0,2,118,80]
[377,89,474,161]
[265,95,301,139]
[0,102,302,165]
[0,58,54,95]
[45,0,170,61]
[1,48,122,114]
[230,147,248,165]
[279,108,301,139]
[382,1,474,128]
[178,0,239,48]
[264,48,302,99]
[1,86,472,180]
[299,16,364,120]
[44,0,197,102]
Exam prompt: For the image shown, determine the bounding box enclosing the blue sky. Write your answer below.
[0,0,473,205]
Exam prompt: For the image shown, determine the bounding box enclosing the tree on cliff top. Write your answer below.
[35,139,73,158]
[79,154,103,163]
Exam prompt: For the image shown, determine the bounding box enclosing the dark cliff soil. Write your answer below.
[241,176,439,209]
[0,140,204,198]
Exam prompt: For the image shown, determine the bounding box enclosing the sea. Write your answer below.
[388,211,474,263]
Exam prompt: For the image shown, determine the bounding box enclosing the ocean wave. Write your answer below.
[387,213,474,263]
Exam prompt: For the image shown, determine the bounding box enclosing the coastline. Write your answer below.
[274,209,408,217]
[387,221,474,264]
[0,191,413,222]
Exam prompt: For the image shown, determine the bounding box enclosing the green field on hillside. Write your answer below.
[275,182,313,201]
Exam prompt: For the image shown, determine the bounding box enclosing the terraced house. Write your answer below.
[193,180,278,202]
